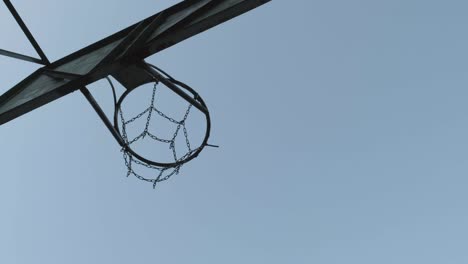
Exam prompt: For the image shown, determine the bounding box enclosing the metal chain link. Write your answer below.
[118,81,196,188]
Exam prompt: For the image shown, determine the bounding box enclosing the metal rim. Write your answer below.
[113,75,211,168]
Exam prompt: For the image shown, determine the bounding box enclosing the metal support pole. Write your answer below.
[80,86,126,147]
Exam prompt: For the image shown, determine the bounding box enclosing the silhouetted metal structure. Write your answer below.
[0,0,271,186]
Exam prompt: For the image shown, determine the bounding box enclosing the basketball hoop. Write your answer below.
[112,64,212,187]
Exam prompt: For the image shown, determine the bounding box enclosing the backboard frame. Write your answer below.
[0,0,271,126]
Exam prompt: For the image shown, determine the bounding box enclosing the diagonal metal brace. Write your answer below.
[3,0,50,65]
[0,49,46,65]
[143,63,209,115]
[80,86,126,147]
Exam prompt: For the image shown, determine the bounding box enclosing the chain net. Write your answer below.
[118,81,200,188]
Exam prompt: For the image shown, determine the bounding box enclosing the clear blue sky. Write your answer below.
[2,0,468,263]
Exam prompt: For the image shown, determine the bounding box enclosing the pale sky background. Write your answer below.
[2,0,468,263]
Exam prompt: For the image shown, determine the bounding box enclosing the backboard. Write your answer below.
[0,0,270,126]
